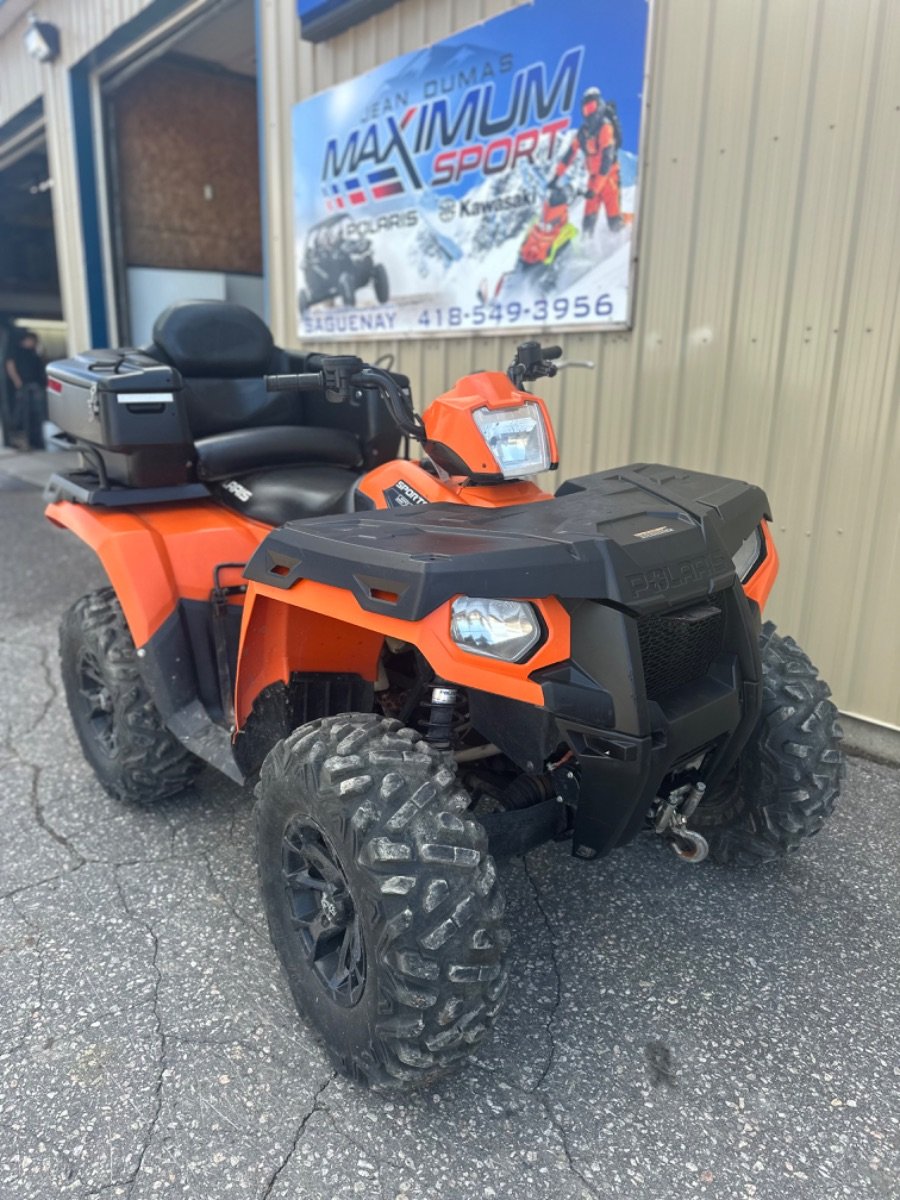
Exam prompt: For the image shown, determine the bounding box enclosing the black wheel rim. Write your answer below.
[77,650,118,757]
[281,819,366,1008]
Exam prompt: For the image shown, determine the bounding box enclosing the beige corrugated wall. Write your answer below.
[260,0,900,728]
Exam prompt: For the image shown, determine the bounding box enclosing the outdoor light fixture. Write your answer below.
[24,14,61,63]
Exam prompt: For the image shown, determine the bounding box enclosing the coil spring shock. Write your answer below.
[423,684,458,750]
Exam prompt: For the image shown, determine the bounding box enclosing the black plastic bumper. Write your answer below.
[468,585,764,859]
[551,586,763,857]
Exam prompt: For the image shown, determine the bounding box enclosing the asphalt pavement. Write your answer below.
[1,452,898,1200]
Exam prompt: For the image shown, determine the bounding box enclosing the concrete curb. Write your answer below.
[839,713,900,768]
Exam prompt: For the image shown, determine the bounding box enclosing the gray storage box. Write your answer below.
[47,351,194,488]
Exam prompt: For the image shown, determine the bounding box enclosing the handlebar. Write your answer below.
[265,340,570,443]
[265,373,323,392]
[507,340,565,386]
[265,358,424,442]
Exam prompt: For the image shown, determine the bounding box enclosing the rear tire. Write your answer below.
[255,713,509,1089]
[694,623,844,864]
[59,588,201,803]
[372,263,390,303]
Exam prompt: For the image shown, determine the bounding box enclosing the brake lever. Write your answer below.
[556,359,596,371]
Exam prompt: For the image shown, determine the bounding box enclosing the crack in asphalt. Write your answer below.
[259,1072,337,1199]
[2,742,88,867]
[111,865,168,1198]
[202,849,268,946]
[469,856,602,1200]
[1,647,92,870]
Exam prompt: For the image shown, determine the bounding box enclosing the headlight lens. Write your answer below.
[472,402,551,478]
[450,597,541,662]
[732,526,764,581]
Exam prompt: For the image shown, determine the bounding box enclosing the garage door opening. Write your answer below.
[99,0,263,345]
[0,130,66,446]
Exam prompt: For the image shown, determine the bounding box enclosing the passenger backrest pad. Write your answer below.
[151,300,303,439]
[148,299,401,465]
[152,300,274,378]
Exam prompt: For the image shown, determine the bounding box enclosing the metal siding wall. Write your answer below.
[0,0,156,124]
[263,0,900,727]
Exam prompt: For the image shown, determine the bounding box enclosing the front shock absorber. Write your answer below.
[424,683,457,750]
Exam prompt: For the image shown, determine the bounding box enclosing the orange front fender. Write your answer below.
[234,578,571,730]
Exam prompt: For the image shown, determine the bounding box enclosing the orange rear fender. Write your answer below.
[45,499,270,646]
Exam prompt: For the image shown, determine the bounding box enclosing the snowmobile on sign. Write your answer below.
[480,181,581,304]
[519,179,580,275]
[298,213,390,313]
[43,301,844,1091]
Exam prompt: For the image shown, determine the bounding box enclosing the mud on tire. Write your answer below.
[59,588,202,803]
[255,713,509,1089]
[694,622,844,865]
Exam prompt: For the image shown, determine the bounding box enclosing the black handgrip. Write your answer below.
[543,345,563,360]
[264,372,322,393]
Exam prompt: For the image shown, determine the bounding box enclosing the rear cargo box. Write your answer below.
[47,351,193,488]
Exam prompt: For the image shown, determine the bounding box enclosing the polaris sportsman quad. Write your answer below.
[44,300,843,1090]
[299,213,390,313]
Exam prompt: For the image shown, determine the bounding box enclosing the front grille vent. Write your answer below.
[637,595,726,700]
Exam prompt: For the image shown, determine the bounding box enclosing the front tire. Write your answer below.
[255,713,509,1089]
[694,623,844,864]
[59,588,201,803]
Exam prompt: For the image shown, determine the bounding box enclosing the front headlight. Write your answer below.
[732,526,764,582]
[472,403,551,478]
[450,597,541,662]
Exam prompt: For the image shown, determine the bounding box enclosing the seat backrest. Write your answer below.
[149,299,401,467]
[151,299,301,438]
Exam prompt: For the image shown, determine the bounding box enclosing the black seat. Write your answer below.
[148,300,393,524]
[212,465,359,526]
[194,424,362,481]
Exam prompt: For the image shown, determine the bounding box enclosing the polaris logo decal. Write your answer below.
[384,479,429,508]
[628,552,730,598]
[633,525,675,540]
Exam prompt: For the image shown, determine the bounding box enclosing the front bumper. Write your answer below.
[469,584,763,857]
[553,585,763,855]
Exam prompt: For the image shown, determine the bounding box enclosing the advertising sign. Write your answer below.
[292,0,649,339]
[297,0,399,43]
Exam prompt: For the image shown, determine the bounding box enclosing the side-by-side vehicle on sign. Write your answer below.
[43,301,843,1088]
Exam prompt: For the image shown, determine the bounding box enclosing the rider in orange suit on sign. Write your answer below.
[554,87,624,235]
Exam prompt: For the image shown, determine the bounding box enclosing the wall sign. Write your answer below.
[297,0,399,44]
[292,0,649,339]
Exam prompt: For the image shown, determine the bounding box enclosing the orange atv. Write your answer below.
[44,300,843,1090]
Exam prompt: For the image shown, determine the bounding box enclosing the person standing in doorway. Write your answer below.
[4,329,47,450]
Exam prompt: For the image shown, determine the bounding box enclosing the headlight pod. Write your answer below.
[450,597,541,662]
[472,402,551,478]
[732,526,764,582]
